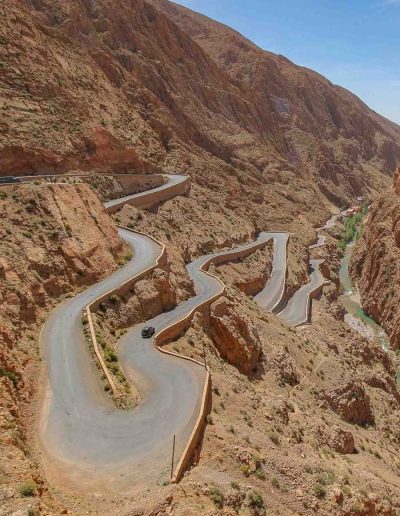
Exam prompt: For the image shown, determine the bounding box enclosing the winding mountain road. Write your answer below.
[39,176,283,492]
[38,172,338,492]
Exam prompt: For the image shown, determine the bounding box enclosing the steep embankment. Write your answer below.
[350,169,400,349]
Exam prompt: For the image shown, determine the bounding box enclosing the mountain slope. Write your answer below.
[150,0,400,203]
[1,0,399,211]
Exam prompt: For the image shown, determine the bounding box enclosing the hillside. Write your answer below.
[2,0,400,209]
[2,1,400,515]
[150,0,400,204]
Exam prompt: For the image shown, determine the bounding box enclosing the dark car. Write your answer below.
[0,176,21,184]
[141,326,155,338]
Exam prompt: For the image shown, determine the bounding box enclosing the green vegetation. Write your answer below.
[248,490,265,514]
[338,205,368,252]
[314,483,327,498]
[268,430,280,445]
[109,294,120,305]
[240,464,250,477]
[271,477,280,489]
[317,469,335,485]
[18,480,37,497]
[209,486,224,508]
[0,368,18,387]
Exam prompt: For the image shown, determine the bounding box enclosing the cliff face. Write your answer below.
[350,169,400,349]
[1,0,399,210]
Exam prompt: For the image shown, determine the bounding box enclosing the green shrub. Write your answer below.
[18,480,37,497]
[240,464,250,477]
[0,368,18,387]
[109,294,119,305]
[255,468,266,480]
[271,477,280,489]
[314,483,326,498]
[248,490,265,513]
[104,347,118,362]
[317,470,335,485]
[209,486,224,508]
[268,431,280,445]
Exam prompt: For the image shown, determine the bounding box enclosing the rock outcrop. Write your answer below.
[325,381,374,425]
[318,426,355,454]
[209,296,262,375]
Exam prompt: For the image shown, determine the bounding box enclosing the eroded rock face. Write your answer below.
[325,381,374,426]
[350,175,400,349]
[209,296,262,375]
[318,426,355,454]
[272,351,300,386]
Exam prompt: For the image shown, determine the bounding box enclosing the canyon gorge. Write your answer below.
[1,0,400,515]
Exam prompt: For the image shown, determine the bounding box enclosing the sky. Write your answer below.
[174,0,400,124]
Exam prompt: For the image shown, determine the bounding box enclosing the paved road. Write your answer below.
[39,179,273,492]
[253,232,289,312]
[277,258,326,327]
[309,234,326,249]
[104,174,188,212]
[39,169,344,490]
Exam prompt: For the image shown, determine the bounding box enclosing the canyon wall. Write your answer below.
[350,169,400,349]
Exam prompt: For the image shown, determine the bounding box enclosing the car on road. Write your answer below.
[141,326,155,338]
[0,176,21,184]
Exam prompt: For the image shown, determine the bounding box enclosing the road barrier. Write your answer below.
[104,175,191,213]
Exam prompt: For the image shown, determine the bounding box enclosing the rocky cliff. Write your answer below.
[2,1,400,514]
[2,0,400,213]
[350,169,400,349]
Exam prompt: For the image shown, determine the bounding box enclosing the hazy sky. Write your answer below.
[174,0,400,124]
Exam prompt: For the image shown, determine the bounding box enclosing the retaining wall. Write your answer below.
[105,176,191,213]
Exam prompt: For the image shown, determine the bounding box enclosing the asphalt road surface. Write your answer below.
[40,180,274,492]
[253,232,289,312]
[277,258,326,327]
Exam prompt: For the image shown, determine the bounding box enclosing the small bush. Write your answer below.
[240,464,250,477]
[109,294,120,305]
[0,368,18,387]
[104,347,118,362]
[314,483,326,499]
[268,431,280,445]
[248,490,265,513]
[230,481,240,490]
[206,415,214,425]
[271,477,280,489]
[255,468,266,480]
[317,470,335,485]
[18,480,37,497]
[209,486,224,508]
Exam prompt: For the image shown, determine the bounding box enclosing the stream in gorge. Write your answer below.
[339,240,390,351]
